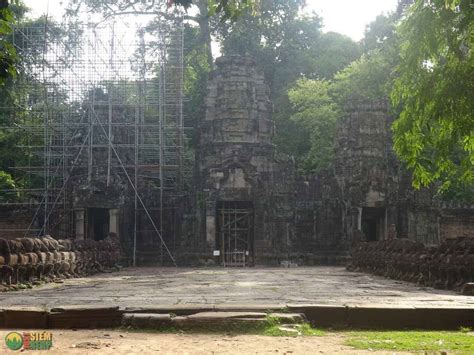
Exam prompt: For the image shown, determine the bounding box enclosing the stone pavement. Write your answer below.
[0,267,472,308]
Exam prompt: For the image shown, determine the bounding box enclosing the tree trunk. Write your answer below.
[196,0,214,68]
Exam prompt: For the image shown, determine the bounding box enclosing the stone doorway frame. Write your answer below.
[217,201,254,267]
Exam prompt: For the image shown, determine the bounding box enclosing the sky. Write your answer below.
[24,0,399,41]
[305,0,399,40]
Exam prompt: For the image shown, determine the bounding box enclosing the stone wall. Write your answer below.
[333,100,444,246]
[3,55,471,268]
[439,205,474,241]
[0,207,37,239]
[192,56,473,266]
[292,174,348,264]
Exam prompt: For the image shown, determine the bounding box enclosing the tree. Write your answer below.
[391,0,473,196]
[0,0,20,87]
[0,10,73,196]
[361,13,396,53]
[283,10,402,174]
[181,24,212,146]
[330,50,394,104]
[288,78,340,172]
[67,0,260,68]
[214,0,361,162]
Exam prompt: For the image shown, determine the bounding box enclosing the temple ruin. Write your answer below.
[0,20,472,287]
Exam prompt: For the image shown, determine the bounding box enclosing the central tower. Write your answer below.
[197,56,294,266]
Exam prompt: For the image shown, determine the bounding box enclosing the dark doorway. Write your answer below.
[361,207,385,242]
[217,201,254,266]
[87,208,109,241]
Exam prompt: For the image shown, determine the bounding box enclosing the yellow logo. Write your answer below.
[5,332,23,351]
[5,331,53,351]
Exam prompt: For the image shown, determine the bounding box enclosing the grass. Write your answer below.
[345,330,474,353]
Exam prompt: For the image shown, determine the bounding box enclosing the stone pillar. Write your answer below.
[206,213,216,249]
[75,209,85,240]
[357,207,362,231]
[109,208,119,235]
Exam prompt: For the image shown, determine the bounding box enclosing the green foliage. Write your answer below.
[391,0,474,196]
[288,78,340,172]
[346,330,474,353]
[215,0,360,164]
[330,11,399,105]
[67,0,259,21]
[0,0,19,87]
[0,170,16,200]
[361,13,396,52]
[0,12,73,195]
[181,24,212,146]
[331,51,393,104]
[312,32,362,80]
[207,0,260,21]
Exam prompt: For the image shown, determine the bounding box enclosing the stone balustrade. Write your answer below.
[347,237,474,291]
[0,234,121,288]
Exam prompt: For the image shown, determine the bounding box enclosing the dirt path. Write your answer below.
[1,329,411,354]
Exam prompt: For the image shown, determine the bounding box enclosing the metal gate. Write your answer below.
[218,201,253,267]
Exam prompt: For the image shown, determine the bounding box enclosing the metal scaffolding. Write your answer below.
[0,8,189,265]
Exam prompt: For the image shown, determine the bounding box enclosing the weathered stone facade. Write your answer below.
[196,56,296,265]
[191,55,473,266]
[0,55,472,270]
[333,100,441,246]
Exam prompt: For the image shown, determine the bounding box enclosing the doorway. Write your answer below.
[217,201,254,266]
[87,208,110,241]
[361,207,385,242]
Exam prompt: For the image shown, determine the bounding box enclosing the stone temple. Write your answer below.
[1,55,473,279]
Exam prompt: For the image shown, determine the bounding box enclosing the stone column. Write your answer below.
[357,207,362,230]
[109,208,119,235]
[206,213,216,249]
[75,209,85,240]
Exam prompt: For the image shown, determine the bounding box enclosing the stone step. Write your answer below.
[49,305,122,329]
[122,313,172,328]
[122,311,306,329]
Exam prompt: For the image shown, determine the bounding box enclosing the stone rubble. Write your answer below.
[0,233,121,289]
[347,237,474,291]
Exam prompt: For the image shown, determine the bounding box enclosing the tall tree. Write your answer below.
[0,0,20,87]
[391,0,473,196]
[288,78,340,172]
[215,0,360,160]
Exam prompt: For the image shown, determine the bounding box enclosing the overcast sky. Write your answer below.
[24,0,399,41]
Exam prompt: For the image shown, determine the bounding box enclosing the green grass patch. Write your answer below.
[345,330,474,353]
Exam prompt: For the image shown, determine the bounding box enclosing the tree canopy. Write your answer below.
[2,0,472,202]
[285,0,472,200]
[391,0,473,195]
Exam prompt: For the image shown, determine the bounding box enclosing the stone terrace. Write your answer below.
[0,267,472,309]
